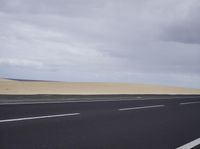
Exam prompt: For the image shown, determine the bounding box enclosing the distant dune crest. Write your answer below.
[0,78,200,95]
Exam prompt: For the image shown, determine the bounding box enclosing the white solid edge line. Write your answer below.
[0,96,199,105]
[0,113,80,123]
[0,98,182,105]
[118,105,165,111]
[176,138,200,149]
[180,101,200,105]
[0,99,139,105]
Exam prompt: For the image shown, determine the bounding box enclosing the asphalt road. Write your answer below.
[0,95,200,149]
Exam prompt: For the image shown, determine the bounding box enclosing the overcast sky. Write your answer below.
[0,0,200,88]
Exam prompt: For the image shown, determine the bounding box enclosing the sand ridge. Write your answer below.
[0,78,200,95]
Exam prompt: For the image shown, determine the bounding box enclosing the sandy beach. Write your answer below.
[0,78,200,95]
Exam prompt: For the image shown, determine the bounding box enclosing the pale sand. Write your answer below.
[0,78,200,95]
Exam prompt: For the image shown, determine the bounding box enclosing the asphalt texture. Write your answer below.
[0,95,200,149]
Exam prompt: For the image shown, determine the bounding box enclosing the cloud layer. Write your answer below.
[0,0,200,88]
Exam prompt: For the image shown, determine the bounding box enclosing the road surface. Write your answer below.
[0,95,200,149]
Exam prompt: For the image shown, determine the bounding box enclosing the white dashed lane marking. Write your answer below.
[118,105,165,111]
[176,138,200,149]
[180,101,200,105]
[0,113,80,123]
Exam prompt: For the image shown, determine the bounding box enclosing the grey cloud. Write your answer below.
[163,18,200,44]
[0,0,105,18]
[0,0,200,88]
[161,1,200,44]
[0,58,44,69]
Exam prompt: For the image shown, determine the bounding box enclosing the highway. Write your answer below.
[0,95,200,149]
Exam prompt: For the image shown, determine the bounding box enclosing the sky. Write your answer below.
[0,0,200,88]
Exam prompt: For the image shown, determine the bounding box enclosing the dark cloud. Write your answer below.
[161,3,200,44]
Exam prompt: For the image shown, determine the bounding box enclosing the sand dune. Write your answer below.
[0,78,200,95]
